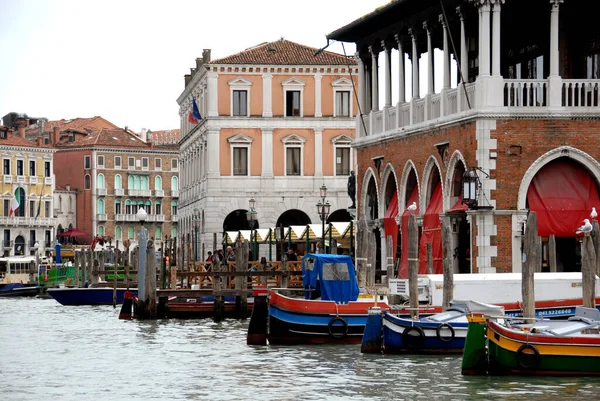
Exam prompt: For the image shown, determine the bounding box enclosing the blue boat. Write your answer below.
[47,287,137,306]
[362,300,504,354]
[0,283,39,298]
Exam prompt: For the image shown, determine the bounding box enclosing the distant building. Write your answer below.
[177,39,358,262]
[53,184,78,240]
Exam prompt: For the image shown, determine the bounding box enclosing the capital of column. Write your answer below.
[438,14,446,28]
[456,5,465,20]
[408,28,417,42]
[550,0,563,9]
[422,21,431,34]
[368,45,378,56]
[490,0,505,8]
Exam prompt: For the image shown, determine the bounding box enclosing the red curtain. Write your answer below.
[398,188,420,278]
[527,159,600,237]
[383,191,399,275]
[448,195,468,213]
[419,184,443,274]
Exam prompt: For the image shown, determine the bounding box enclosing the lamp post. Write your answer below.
[316,184,331,254]
[136,207,148,298]
[193,208,201,263]
[33,241,40,283]
[462,168,478,208]
[247,198,257,261]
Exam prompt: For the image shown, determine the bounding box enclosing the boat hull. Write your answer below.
[48,287,137,306]
[486,320,600,375]
[166,296,253,319]
[0,284,40,298]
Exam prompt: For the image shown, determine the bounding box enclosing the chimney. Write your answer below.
[36,136,42,146]
[196,57,203,70]
[53,126,60,145]
[202,49,211,63]
[66,184,70,191]
[184,74,191,87]
[18,126,25,138]
[140,128,147,142]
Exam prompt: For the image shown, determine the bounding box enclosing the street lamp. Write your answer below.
[247,198,257,261]
[137,207,148,226]
[193,208,201,262]
[33,241,40,267]
[462,168,478,208]
[316,184,331,254]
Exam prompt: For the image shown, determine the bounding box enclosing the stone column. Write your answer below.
[424,21,434,95]
[206,72,219,117]
[383,41,392,107]
[369,45,379,111]
[457,6,470,111]
[395,35,406,103]
[314,129,323,177]
[548,0,563,107]
[409,28,419,99]
[261,128,273,177]
[491,0,502,77]
[206,129,220,178]
[314,74,322,117]
[262,73,273,117]
[440,15,451,89]
[479,1,491,78]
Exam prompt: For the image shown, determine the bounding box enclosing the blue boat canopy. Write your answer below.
[302,253,359,303]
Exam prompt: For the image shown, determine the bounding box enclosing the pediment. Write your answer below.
[331,77,353,87]
[227,134,253,143]
[281,134,306,143]
[227,77,253,87]
[281,77,305,87]
[331,134,354,143]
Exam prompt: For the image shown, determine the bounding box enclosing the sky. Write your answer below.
[0,0,389,133]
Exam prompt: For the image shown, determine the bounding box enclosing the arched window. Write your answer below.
[128,226,134,239]
[84,174,91,190]
[171,200,178,216]
[134,175,140,189]
[125,199,131,214]
[98,226,104,236]
[97,173,105,189]
[14,187,25,217]
[115,199,121,214]
[131,200,139,215]
[59,195,62,210]
[97,199,105,214]
[145,200,152,214]
[128,175,134,188]
[155,201,162,215]
[115,226,122,240]
[115,174,122,189]
[155,176,162,190]
[156,226,162,240]
[171,176,179,191]
[171,227,177,239]
[141,176,149,190]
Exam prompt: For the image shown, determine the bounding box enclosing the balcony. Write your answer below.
[3,175,12,184]
[97,214,107,221]
[2,240,12,249]
[29,176,38,184]
[171,214,178,222]
[97,188,107,196]
[128,189,152,197]
[171,190,179,198]
[115,188,124,196]
[16,175,25,184]
[155,214,165,222]
[0,216,57,227]
[155,190,164,198]
[115,214,125,222]
[44,177,53,185]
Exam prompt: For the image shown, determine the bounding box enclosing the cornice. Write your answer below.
[0,145,56,153]
[55,146,178,155]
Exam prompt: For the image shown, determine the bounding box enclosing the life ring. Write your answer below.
[328,316,348,339]
[516,343,540,370]
[436,323,455,343]
[402,326,425,348]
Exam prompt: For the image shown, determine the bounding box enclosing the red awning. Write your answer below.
[448,195,468,213]
[398,188,420,279]
[384,191,399,275]
[419,183,443,274]
[58,228,90,237]
[527,159,600,237]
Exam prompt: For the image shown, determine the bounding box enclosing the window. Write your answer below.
[128,157,135,169]
[145,201,152,214]
[45,201,50,218]
[115,199,121,214]
[3,159,9,175]
[98,226,104,236]
[286,91,301,116]
[30,230,36,245]
[156,227,162,241]
[142,157,149,169]
[97,155,104,168]
[16,160,24,176]
[335,91,351,117]
[84,174,91,190]
[171,200,178,216]
[97,173,105,189]
[29,160,36,176]
[115,174,122,189]
[115,156,121,169]
[155,158,162,170]
[15,187,25,217]
[115,226,122,240]
[587,53,600,79]
[97,199,105,214]
[171,176,179,191]
[125,200,131,214]
[3,199,8,217]
[233,90,248,116]
[171,159,178,170]
[128,226,134,239]
[84,156,91,169]
[29,200,35,217]
[282,134,306,176]
[155,201,161,215]
[44,161,50,177]
[282,78,305,117]
[332,135,353,176]
[140,175,149,190]
[171,227,177,239]
[233,147,248,176]
[44,137,49,145]
[155,176,162,190]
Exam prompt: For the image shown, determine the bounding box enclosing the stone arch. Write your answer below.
[517,146,600,210]
[380,163,400,215]
[444,150,468,210]
[422,155,444,211]
[272,196,315,227]
[360,167,379,220]
[399,160,420,213]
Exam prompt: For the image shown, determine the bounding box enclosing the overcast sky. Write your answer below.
[0,0,388,133]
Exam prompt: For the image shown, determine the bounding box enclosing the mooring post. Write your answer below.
[548,234,557,272]
[144,239,157,318]
[213,258,224,322]
[408,215,419,319]
[441,216,453,310]
[426,243,433,275]
[74,250,81,287]
[591,220,600,277]
[236,240,249,319]
[137,226,148,317]
[522,211,539,322]
[582,235,596,308]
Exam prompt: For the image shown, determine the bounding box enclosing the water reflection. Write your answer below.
[1,298,599,401]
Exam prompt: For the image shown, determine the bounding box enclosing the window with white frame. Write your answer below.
[115,156,121,169]
[155,158,162,170]
[142,157,149,170]
[332,135,353,176]
[3,159,10,175]
[282,78,305,117]
[97,173,105,189]
[282,134,306,176]
[155,175,162,190]
[16,160,24,176]
[128,157,135,169]
[228,77,252,117]
[97,155,104,168]
[332,78,353,117]
[227,134,252,176]
[115,226,122,240]
[115,174,122,189]
[29,160,36,176]
[171,159,178,170]
[84,156,91,169]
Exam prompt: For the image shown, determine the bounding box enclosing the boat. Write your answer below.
[247,253,390,345]
[0,256,38,287]
[164,294,254,319]
[0,282,40,298]
[361,300,504,354]
[47,286,138,306]
[462,306,600,376]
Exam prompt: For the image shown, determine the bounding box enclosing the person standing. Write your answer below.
[348,170,356,209]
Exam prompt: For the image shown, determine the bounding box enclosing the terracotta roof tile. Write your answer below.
[56,127,151,149]
[209,39,356,66]
[151,129,180,145]
[0,129,53,148]
[25,116,119,136]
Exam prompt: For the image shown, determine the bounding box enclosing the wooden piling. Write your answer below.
[366,229,376,289]
[145,239,157,318]
[408,215,419,319]
[548,234,557,272]
[235,241,249,319]
[426,243,433,275]
[591,220,600,276]
[213,258,224,322]
[441,216,453,310]
[74,250,81,287]
[522,211,540,322]
[355,220,368,288]
[582,235,597,308]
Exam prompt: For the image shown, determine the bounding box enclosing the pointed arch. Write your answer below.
[422,155,444,211]
[360,167,379,220]
[445,150,468,210]
[399,160,420,213]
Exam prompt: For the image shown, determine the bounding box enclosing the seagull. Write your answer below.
[407,202,417,211]
[575,219,593,235]
[591,207,598,219]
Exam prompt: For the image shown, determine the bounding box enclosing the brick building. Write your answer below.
[329,0,600,277]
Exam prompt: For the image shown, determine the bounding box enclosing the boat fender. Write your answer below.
[402,326,425,348]
[436,323,455,343]
[516,343,540,370]
[328,316,349,339]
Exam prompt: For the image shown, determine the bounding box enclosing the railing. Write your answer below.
[464,82,476,110]
[115,188,124,196]
[97,188,107,196]
[97,214,107,221]
[155,190,164,198]
[385,107,396,131]
[29,176,38,184]
[429,93,442,120]
[414,98,425,124]
[171,190,179,198]
[0,216,56,227]
[128,189,151,197]
[44,177,53,185]
[17,176,25,184]
[504,80,547,107]
[446,88,458,115]
[115,214,125,222]
[372,110,383,135]
[3,175,11,184]
[171,214,178,222]
[155,214,165,222]
[562,80,600,107]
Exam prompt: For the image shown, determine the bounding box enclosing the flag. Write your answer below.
[192,96,202,121]
[188,111,198,125]
[9,194,19,217]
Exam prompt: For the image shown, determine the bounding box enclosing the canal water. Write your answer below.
[1,298,598,401]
